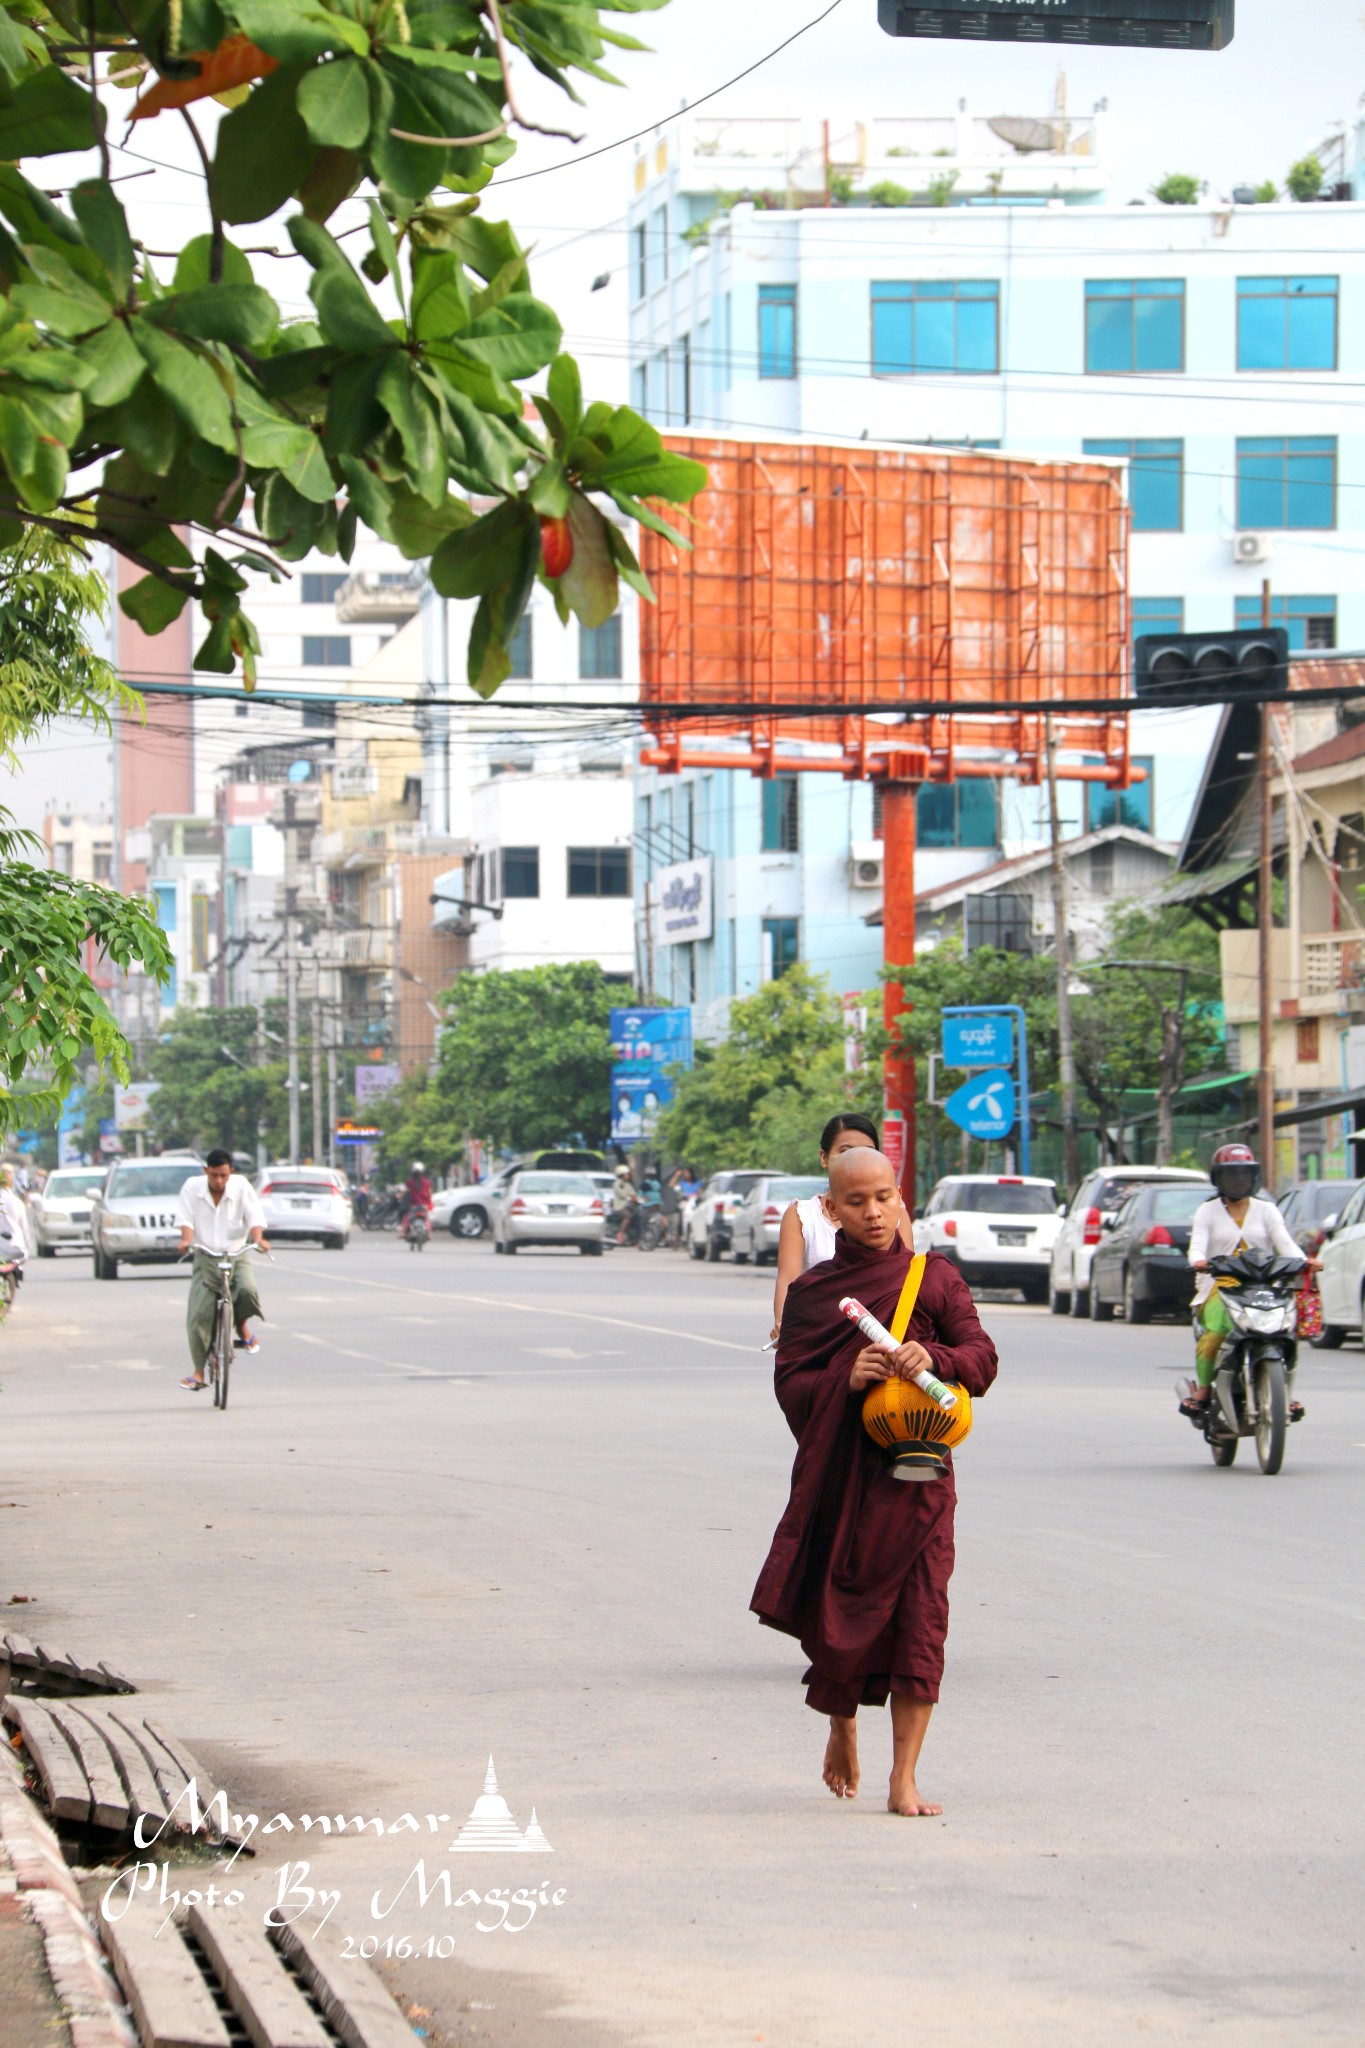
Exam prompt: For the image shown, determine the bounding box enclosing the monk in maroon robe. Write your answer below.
[751,1148,998,1815]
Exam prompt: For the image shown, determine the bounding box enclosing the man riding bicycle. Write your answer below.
[176,1149,270,1393]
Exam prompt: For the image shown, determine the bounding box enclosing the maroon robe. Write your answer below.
[750,1234,998,1714]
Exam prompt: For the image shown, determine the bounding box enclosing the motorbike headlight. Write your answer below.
[1241,1305,1294,1336]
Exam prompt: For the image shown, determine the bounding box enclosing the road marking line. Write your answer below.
[286,1266,759,1354]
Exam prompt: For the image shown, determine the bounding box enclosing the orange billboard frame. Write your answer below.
[638,434,1133,789]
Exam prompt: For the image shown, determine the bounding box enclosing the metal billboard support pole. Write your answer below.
[1258,577,1276,1181]
[881,779,918,1206]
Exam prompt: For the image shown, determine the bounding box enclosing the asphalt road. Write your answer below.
[1,1232,1362,2048]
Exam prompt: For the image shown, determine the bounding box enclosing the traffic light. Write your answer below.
[1133,627,1289,704]
[877,1,1234,47]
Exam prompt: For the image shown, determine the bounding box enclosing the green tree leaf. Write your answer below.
[148,284,280,350]
[0,64,103,161]
[298,55,372,149]
[130,323,236,453]
[210,64,315,225]
[70,181,135,301]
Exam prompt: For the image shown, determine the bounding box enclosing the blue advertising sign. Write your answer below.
[942,1012,1015,1069]
[610,1007,693,1149]
[942,1069,1016,1142]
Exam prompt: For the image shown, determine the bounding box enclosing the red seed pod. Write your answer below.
[539,514,574,578]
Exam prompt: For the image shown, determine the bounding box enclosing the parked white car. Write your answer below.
[685,1170,781,1261]
[729,1174,827,1265]
[1312,1179,1365,1346]
[920,1174,1064,1302]
[33,1166,107,1255]
[90,1157,202,1279]
[436,1168,517,1239]
[254,1166,351,1248]
[492,1171,605,1255]
[1049,1165,1210,1317]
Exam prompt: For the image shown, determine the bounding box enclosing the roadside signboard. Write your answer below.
[942,1070,1016,1142]
[942,1013,1014,1069]
[114,1081,160,1132]
[336,1121,383,1148]
[610,1007,693,1149]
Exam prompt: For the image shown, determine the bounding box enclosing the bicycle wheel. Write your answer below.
[211,1293,234,1410]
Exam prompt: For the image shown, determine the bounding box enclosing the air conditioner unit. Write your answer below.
[1234,532,1272,566]
[848,842,885,890]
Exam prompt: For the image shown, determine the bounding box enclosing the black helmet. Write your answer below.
[1210,1143,1258,1202]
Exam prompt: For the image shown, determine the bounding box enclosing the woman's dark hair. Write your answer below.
[818,1112,879,1156]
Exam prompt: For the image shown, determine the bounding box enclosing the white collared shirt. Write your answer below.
[177,1173,266,1256]
[1188,1196,1299,1304]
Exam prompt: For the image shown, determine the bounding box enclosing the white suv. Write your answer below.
[1049,1166,1209,1318]
[920,1175,1064,1303]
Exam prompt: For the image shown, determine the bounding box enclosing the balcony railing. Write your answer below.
[1304,932,1365,997]
[334,569,426,625]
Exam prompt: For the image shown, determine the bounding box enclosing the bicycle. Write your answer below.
[185,1241,271,1410]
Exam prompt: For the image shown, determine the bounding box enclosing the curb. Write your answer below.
[0,1747,138,2048]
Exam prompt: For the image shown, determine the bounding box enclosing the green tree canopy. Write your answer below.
[432,960,617,1153]
[145,1003,290,1158]
[652,965,857,1177]
[0,0,702,696]
[0,526,170,1129]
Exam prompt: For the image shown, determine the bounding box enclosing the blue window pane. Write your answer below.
[1086,296,1132,372]
[507,614,532,678]
[915,298,955,372]
[1237,296,1283,371]
[872,298,913,374]
[1132,597,1184,637]
[916,782,956,849]
[1086,281,1184,373]
[871,282,997,374]
[1237,276,1337,371]
[1288,293,1336,369]
[759,286,796,379]
[1234,595,1335,653]
[957,779,998,849]
[1237,446,1288,527]
[1133,293,1183,370]
[956,297,997,372]
[1085,440,1182,532]
[1286,454,1335,528]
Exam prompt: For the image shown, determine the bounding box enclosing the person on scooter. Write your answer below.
[400,1161,433,1230]
[1183,1144,1304,1419]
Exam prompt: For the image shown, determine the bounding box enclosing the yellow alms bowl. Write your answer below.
[861,1376,973,1482]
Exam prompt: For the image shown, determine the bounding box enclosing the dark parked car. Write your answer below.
[1276,1179,1360,1259]
[1089,1181,1214,1324]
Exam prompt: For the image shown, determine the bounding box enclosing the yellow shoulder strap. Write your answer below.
[890,1253,928,1342]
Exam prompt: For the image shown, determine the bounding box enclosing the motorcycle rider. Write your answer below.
[1182,1143,1305,1419]
[399,1161,433,1233]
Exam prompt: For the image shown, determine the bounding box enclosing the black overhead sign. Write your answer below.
[878,1,1234,46]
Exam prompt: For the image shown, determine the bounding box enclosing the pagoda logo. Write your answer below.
[449,1759,553,1854]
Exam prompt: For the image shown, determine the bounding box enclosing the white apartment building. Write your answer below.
[626,103,1365,1026]
[421,566,640,979]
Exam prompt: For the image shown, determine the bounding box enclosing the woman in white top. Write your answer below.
[771,1113,908,1339]
[1183,1142,1308,1419]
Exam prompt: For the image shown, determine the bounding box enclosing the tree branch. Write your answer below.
[177,106,222,283]
[483,0,584,144]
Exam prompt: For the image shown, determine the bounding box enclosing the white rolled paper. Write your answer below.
[839,1294,957,1411]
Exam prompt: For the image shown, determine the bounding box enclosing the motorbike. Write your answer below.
[403,1206,431,1251]
[1182,1250,1308,1475]
[606,1189,664,1251]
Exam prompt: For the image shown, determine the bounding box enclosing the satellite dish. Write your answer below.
[987,117,1061,155]
[287,760,312,783]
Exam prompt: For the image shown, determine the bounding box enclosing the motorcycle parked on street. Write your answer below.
[1182,1249,1308,1475]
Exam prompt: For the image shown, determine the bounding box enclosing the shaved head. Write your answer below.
[827,1148,902,1250]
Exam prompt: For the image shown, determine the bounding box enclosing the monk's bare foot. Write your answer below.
[823,1716,860,1799]
[888,1768,942,1817]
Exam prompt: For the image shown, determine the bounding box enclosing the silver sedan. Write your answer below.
[492,1172,605,1256]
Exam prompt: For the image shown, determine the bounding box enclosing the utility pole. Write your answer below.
[1045,716,1081,1193]
[282,788,301,1163]
[255,999,268,1170]
[215,779,229,1012]
[310,994,323,1163]
[326,1036,338,1170]
[1258,576,1276,1179]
